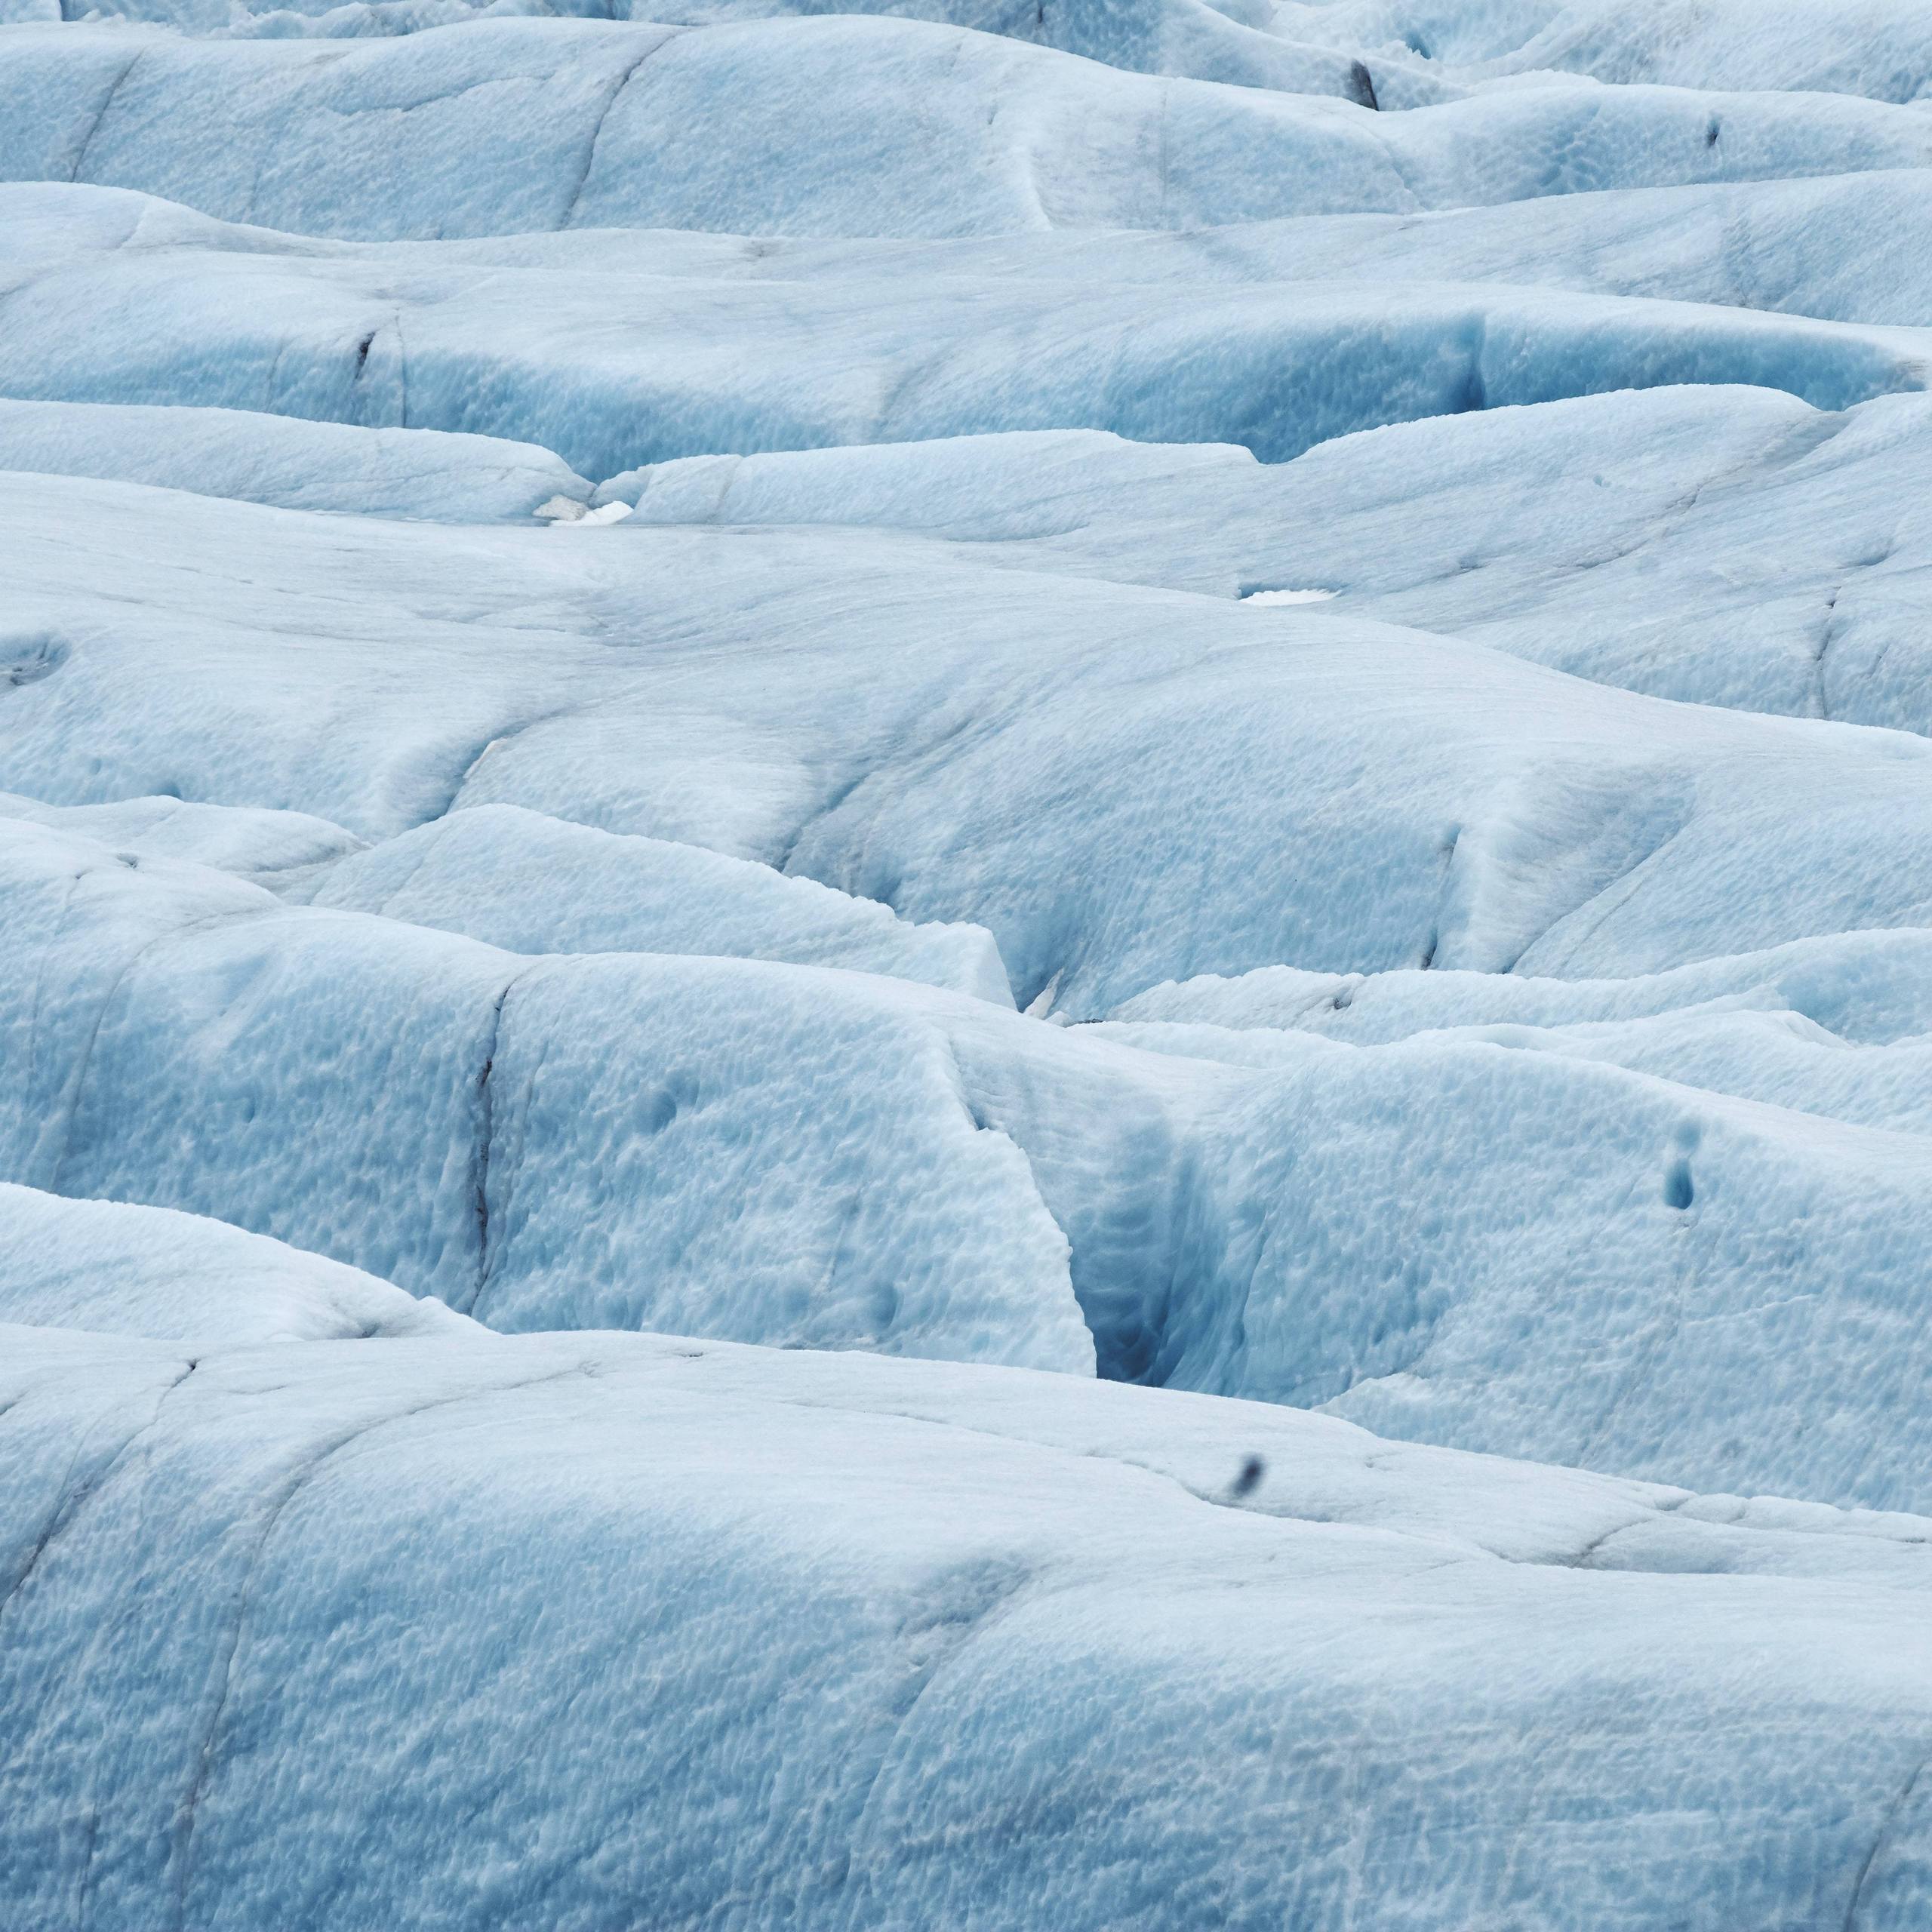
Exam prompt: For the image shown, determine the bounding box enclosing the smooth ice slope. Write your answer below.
[297,804,1013,1000]
[0,789,363,876]
[0,398,589,521]
[0,1182,472,1342]
[3,184,1928,481]
[11,471,1932,1007]
[614,389,1932,731]
[10,23,1932,241]
[8,1324,1932,1929]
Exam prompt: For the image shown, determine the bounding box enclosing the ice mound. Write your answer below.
[0,818,1088,1367]
[601,391,1932,732]
[1292,0,1932,102]
[297,802,1014,1001]
[1115,925,1932,1046]
[8,1323,1932,1927]
[0,397,591,521]
[4,183,1927,482]
[0,1181,476,1341]
[11,472,1932,1011]
[9,22,1932,242]
[9,0,1419,100]
[592,165,1932,325]
[10,813,1932,1507]
[0,789,365,876]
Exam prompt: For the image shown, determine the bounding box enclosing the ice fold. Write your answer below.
[10,23,1932,242]
[9,814,1932,1507]
[7,1323,1932,1927]
[0,1181,475,1343]
[294,802,1015,1002]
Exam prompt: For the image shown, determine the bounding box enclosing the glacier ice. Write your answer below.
[0,396,591,521]
[294,801,1014,999]
[1115,925,1932,1045]
[609,390,1932,731]
[8,0,1932,1919]
[1289,0,1932,102]
[10,1324,1932,1927]
[10,469,1932,1002]
[10,811,1932,1508]
[0,1182,476,1341]
[0,820,1089,1365]
[4,183,1930,483]
[0,786,365,875]
[14,20,1932,241]
[5,0,1415,97]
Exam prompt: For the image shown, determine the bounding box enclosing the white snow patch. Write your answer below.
[537,498,631,526]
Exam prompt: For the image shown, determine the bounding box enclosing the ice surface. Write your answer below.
[569,165,1932,324]
[1284,0,1932,101]
[9,404,1932,1508]
[11,23,1932,242]
[1115,925,1932,1045]
[0,819,1089,1365]
[10,811,1932,1506]
[0,397,590,520]
[10,470,1932,1006]
[0,787,364,876]
[0,1182,474,1342]
[4,183,1929,485]
[295,802,1014,1000]
[9,1323,1932,1928]
[8,0,1932,1916]
[0,0,1411,97]
[612,391,1932,730]
[1119,992,1932,1140]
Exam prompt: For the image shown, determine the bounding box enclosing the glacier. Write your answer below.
[5,0,1932,1922]
[14,1322,1932,1929]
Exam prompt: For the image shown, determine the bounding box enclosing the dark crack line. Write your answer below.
[0,1358,199,1626]
[48,905,281,1197]
[468,983,513,1312]
[168,1364,594,1926]
[771,761,880,875]
[558,38,680,232]
[1813,586,1844,721]
[1552,1514,1647,1570]
[1509,808,1692,977]
[463,961,549,1318]
[67,51,143,183]
[772,703,1011,878]
[844,1562,1033,1857]
[424,681,638,823]
[1843,1755,1928,1932]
